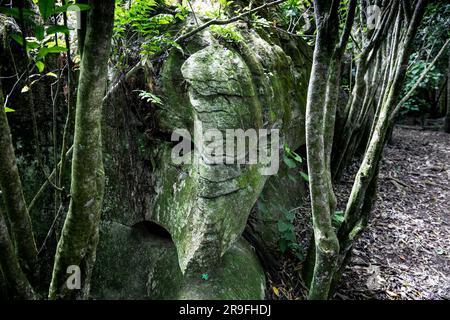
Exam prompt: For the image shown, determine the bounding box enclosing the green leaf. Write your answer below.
[36,61,45,73]
[277,220,290,233]
[0,7,35,19]
[36,47,49,60]
[279,239,288,253]
[283,210,295,223]
[36,46,67,60]
[4,107,15,113]
[283,231,295,241]
[201,273,209,280]
[39,0,57,21]
[26,40,40,51]
[9,33,24,46]
[299,171,309,182]
[134,90,163,106]
[332,211,345,229]
[46,46,67,53]
[46,25,71,35]
[291,151,303,163]
[283,156,297,169]
[35,25,45,41]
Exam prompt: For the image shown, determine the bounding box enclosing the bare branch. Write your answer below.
[27,145,74,213]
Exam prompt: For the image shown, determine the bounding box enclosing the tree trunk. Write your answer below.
[0,208,35,299]
[304,0,341,300]
[0,88,38,284]
[48,0,114,299]
[444,53,450,133]
[338,0,427,260]
[302,0,356,299]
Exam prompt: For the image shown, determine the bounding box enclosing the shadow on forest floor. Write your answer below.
[335,126,450,300]
[267,126,450,300]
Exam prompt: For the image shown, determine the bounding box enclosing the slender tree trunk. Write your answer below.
[0,208,35,299]
[444,53,450,133]
[332,163,379,289]
[304,0,341,300]
[49,0,114,299]
[77,0,89,57]
[0,89,38,283]
[332,1,400,180]
[302,0,356,299]
[338,0,427,259]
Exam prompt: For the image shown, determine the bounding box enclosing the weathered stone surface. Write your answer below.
[146,24,311,274]
[91,221,265,300]
[100,14,312,299]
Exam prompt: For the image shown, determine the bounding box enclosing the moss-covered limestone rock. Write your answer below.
[95,18,311,299]
[148,26,310,274]
[91,221,265,300]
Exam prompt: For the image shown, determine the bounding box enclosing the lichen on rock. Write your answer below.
[96,13,312,299]
[91,221,266,300]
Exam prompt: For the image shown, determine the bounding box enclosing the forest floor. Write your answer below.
[269,126,450,300]
[335,126,450,300]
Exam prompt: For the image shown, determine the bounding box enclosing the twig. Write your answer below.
[27,145,74,212]
[103,62,144,102]
[2,71,26,110]
[57,0,76,215]
[37,204,64,256]
[387,176,410,189]
[187,0,199,26]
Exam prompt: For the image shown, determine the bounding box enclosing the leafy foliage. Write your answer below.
[283,144,309,182]
[257,194,303,260]
[210,25,243,42]
[2,0,90,81]
[280,0,311,37]
[400,2,450,117]
[135,90,163,106]
[277,205,303,260]
[113,0,188,56]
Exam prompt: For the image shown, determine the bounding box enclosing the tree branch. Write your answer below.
[0,105,38,284]
[337,0,357,57]
[27,145,74,213]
